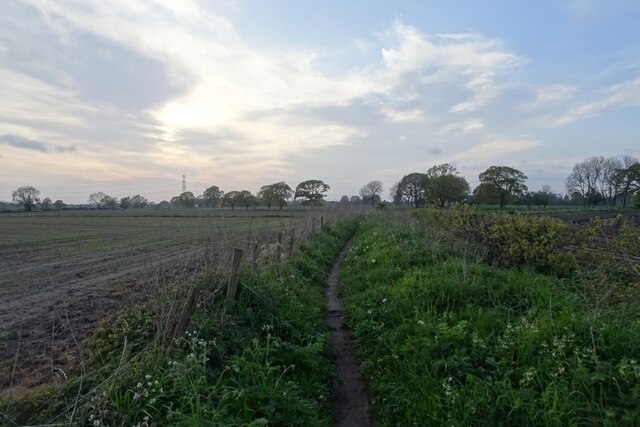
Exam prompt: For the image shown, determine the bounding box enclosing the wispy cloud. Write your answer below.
[380,106,425,123]
[530,84,576,108]
[554,76,640,125]
[438,119,485,135]
[452,137,541,163]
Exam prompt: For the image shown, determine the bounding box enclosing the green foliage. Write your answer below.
[202,185,223,207]
[171,191,196,209]
[257,182,293,209]
[425,163,470,207]
[394,172,429,207]
[294,180,330,206]
[414,206,576,275]
[340,215,640,426]
[234,190,257,210]
[478,165,528,209]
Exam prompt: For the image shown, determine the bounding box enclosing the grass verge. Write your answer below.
[340,214,640,426]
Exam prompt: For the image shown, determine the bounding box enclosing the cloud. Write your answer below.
[438,119,485,135]
[530,85,576,107]
[55,145,77,153]
[0,134,48,152]
[554,76,640,125]
[381,23,524,113]
[380,106,424,123]
[428,148,443,155]
[452,137,541,163]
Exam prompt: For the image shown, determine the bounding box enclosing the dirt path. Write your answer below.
[326,243,377,427]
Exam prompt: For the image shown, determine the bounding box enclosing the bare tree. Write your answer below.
[567,156,631,207]
[12,186,40,212]
[600,157,622,206]
[567,156,605,207]
[359,180,384,207]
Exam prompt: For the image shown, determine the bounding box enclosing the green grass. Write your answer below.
[1,219,358,426]
[340,214,640,426]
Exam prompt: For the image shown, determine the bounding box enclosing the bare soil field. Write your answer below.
[0,209,304,393]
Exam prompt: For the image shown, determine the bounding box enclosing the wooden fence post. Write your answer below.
[276,232,282,270]
[289,227,295,257]
[312,217,316,234]
[252,244,258,273]
[227,248,243,300]
[320,216,324,230]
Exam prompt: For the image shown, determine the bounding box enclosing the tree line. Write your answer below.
[6,179,333,212]
[167,179,331,210]
[7,155,640,212]
[566,155,640,207]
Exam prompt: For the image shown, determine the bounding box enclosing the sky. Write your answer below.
[1,0,639,203]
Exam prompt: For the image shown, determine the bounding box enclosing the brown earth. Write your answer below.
[326,242,377,427]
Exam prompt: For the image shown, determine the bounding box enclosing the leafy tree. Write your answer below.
[395,173,429,207]
[120,196,132,209]
[53,199,65,210]
[294,179,330,206]
[234,190,256,210]
[41,197,52,210]
[350,195,362,205]
[203,186,223,207]
[222,191,239,210]
[616,161,640,207]
[478,166,528,209]
[171,192,196,208]
[532,185,552,208]
[472,183,500,205]
[258,182,293,209]
[12,186,41,212]
[102,196,118,210]
[339,195,349,204]
[601,157,623,206]
[130,194,149,209]
[88,192,108,208]
[360,180,384,207]
[425,163,470,207]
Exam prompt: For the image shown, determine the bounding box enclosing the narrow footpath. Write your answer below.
[326,243,377,427]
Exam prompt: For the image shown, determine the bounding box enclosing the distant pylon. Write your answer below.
[182,174,186,193]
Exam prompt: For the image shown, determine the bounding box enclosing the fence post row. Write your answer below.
[226,247,243,300]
